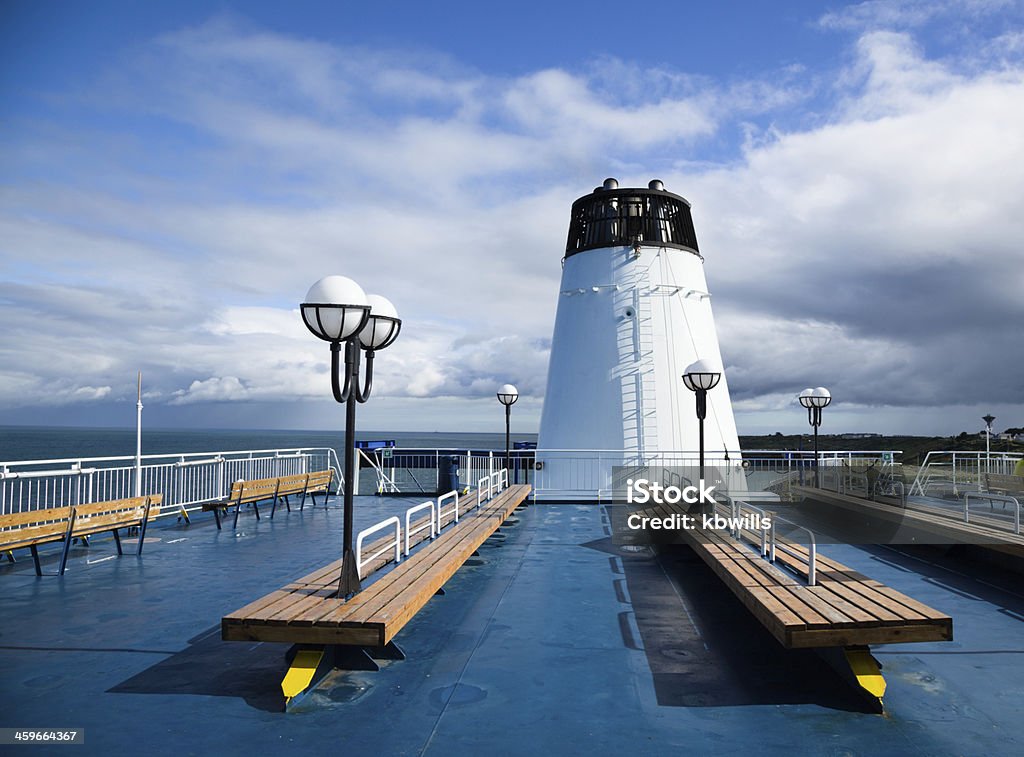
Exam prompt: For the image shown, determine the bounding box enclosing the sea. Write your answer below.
[0,426,539,464]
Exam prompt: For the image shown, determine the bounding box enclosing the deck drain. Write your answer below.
[430,682,487,707]
[660,647,692,661]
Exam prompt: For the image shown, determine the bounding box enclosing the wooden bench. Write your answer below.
[984,473,1024,501]
[303,469,334,508]
[693,525,951,648]
[0,495,163,576]
[203,470,335,530]
[636,499,952,649]
[222,484,531,648]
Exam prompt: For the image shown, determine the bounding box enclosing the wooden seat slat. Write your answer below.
[222,485,529,645]
[652,500,952,648]
[337,504,510,627]
[297,496,512,628]
[0,495,161,576]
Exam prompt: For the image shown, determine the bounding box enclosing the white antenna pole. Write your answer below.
[135,371,143,497]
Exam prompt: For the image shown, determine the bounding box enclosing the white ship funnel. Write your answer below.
[537,179,743,500]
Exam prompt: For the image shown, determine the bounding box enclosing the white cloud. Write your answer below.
[2,11,1024,435]
[818,0,1016,31]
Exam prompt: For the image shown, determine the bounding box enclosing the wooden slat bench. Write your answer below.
[203,470,335,530]
[794,484,1024,546]
[984,473,1024,501]
[0,494,163,576]
[636,500,951,649]
[222,484,530,647]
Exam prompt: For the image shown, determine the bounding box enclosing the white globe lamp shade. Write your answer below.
[497,384,519,406]
[359,294,402,350]
[682,359,722,392]
[301,275,369,342]
[798,388,815,408]
[810,386,832,409]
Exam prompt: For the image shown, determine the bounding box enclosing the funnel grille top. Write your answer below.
[565,180,699,258]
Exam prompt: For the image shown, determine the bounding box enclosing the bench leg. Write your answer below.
[57,536,73,576]
[270,495,278,520]
[366,641,406,661]
[253,501,261,521]
[30,545,43,576]
[138,501,152,556]
[284,494,291,513]
[233,503,241,530]
[300,489,307,510]
[212,507,222,530]
[112,528,123,556]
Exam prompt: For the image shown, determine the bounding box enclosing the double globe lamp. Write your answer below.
[301,275,401,597]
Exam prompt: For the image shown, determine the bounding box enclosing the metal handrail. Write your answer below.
[404,500,437,556]
[477,476,491,507]
[355,516,401,578]
[438,489,459,525]
[964,492,1021,535]
[724,498,816,585]
[1,447,338,518]
[770,515,817,586]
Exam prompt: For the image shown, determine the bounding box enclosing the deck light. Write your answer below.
[683,359,722,504]
[497,384,519,482]
[799,387,832,484]
[301,276,402,598]
[983,414,995,474]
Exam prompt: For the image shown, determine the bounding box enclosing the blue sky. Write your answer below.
[2,0,1024,436]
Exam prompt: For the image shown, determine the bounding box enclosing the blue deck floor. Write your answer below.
[2,497,1023,755]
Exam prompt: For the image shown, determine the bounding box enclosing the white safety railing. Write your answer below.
[438,490,459,525]
[964,492,1021,535]
[0,447,343,519]
[727,498,817,586]
[477,476,491,507]
[770,515,817,586]
[405,500,437,556]
[908,451,1023,498]
[356,516,402,578]
[531,449,899,501]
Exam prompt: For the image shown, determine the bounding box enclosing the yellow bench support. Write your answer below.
[845,647,887,702]
[282,648,327,706]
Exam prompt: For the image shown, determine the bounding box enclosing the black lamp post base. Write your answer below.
[335,550,362,599]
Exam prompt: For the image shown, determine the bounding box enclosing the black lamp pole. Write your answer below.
[799,388,831,487]
[497,385,519,483]
[302,280,401,599]
[683,360,722,514]
[695,387,708,483]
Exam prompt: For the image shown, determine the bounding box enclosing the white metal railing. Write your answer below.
[963,492,1021,535]
[438,490,460,524]
[0,447,343,519]
[357,481,512,577]
[405,500,437,556]
[727,498,817,586]
[770,515,817,586]
[531,448,899,501]
[358,448,401,494]
[356,516,401,577]
[908,451,1023,498]
[477,476,490,507]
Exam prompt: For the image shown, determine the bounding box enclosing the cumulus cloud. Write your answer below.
[2,8,1024,433]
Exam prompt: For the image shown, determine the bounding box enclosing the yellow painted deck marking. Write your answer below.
[281,649,325,703]
[845,648,886,700]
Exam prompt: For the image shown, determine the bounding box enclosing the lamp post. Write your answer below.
[799,387,832,485]
[497,384,519,482]
[983,414,995,474]
[301,275,401,598]
[683,359,722,495]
